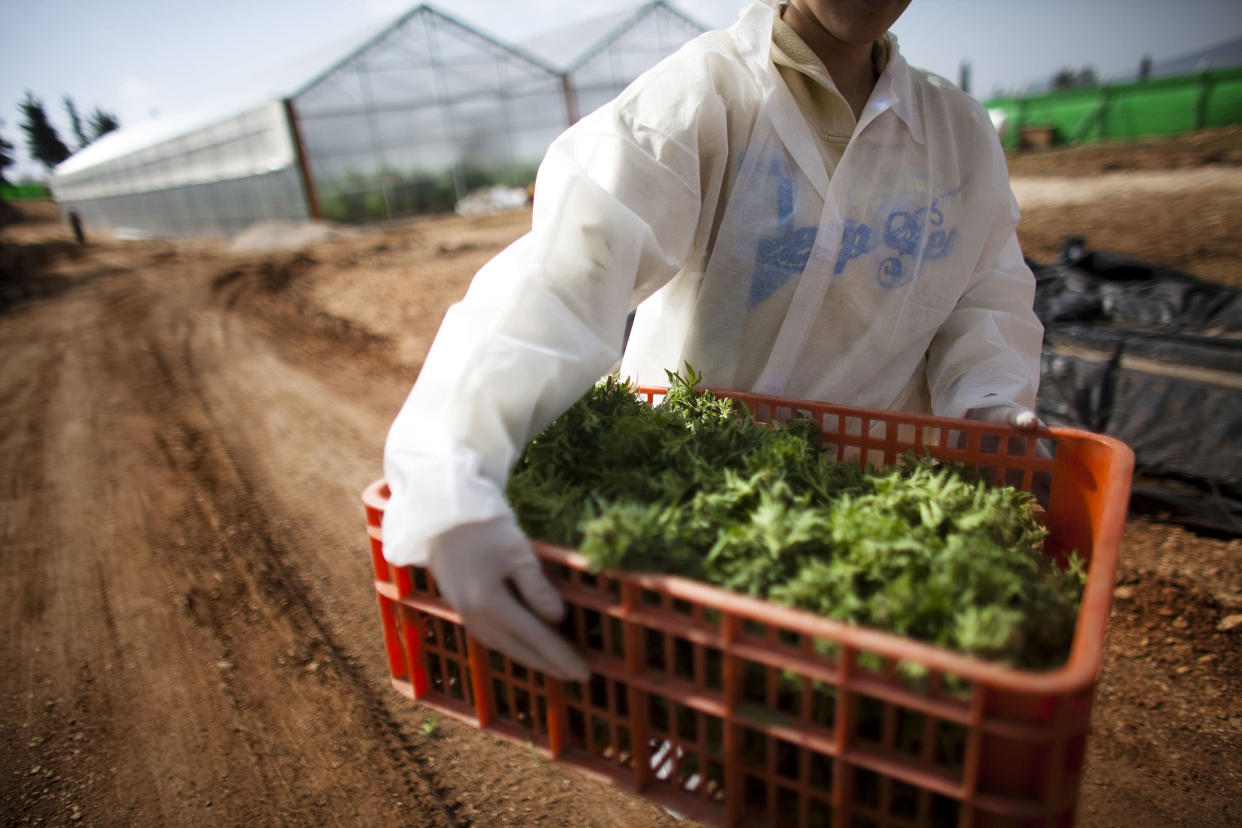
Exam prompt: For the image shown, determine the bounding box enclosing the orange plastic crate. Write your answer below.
[363,388,1133,828]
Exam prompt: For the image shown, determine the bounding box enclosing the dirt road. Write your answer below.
[0,207,683,827]
[2,129,1241,827]
[2,234,439,824]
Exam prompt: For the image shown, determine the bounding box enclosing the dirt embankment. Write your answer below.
[1008,126,1242,288]
[2,128,1241,827]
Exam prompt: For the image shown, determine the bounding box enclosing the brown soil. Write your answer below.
[1005,126,1242,176]
[1009,126,1242,288]
[2,129,1240,827]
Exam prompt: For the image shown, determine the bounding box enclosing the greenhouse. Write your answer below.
[519,2,709,124]
[47,1,707,239]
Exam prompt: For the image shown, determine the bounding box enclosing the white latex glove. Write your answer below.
[427,516,590,682]
[964,404,1045,430]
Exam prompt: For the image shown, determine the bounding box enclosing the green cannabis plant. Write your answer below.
[506,367,1083,670]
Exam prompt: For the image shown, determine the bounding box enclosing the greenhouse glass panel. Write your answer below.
[296,69,372,114]
[567,2,707,118]
[298,112,379,156]
[293,4,566,221]
[59,167,306,239]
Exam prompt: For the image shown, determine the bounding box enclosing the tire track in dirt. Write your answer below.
[0,292,91,825]
[1,212,720,828]
[134,267,464,825]
[2,279,163,825]
[0,258,456,826]
[164,368,464,827]
[194,253,687,828]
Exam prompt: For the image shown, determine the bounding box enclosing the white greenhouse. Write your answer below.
[47,1,707,239]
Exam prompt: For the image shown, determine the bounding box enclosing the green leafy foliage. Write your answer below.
[18,91,70,171]
[506,367,1084,670]
[320,161,537,222]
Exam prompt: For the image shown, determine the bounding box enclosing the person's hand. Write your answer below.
[965,403,1045,430]
[965,404,1054,479]
[427,516,590,682]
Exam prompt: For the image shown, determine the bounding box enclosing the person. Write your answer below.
[382,0,1044,682]
[69,210,86,245]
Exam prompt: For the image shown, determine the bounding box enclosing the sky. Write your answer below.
[4,0,1242,181]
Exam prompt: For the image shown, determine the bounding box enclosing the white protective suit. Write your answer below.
[382,0,1044,570]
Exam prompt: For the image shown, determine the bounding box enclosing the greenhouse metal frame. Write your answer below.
[48,1,708,239]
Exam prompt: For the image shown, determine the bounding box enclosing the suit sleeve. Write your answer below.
[380,61,731,565]
[925,127,1044,419]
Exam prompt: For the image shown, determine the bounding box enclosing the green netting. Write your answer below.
[1,184,51,201]
[984,67,1242,149]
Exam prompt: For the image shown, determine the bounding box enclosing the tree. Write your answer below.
[61,96,121,150]
[63,95,90,150]
[88,107,120,141]
[1051,65,1099,90]
[0,123,15,188]
[1139,55,1153,82]
[18,92,70,170]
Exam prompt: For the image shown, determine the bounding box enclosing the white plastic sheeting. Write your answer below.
[51,101,296,203]
[49,101,307,239]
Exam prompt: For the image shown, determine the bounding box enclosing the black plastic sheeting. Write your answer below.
[1032,238,1242,535]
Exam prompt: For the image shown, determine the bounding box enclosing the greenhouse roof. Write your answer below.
[53,13,399,177]
[53,1,708,180]
[290,3,561,97]
[519,0,706,71]
[53,3,570,178]
[53,102,248,178]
